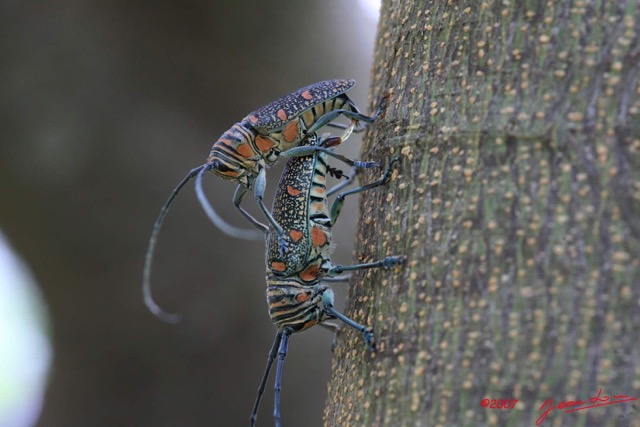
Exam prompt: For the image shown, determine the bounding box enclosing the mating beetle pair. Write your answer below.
[141,80,404,426]
[142,79,387,321]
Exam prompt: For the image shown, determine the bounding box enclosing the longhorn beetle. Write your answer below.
[250,132,403,427]
[143,80,387,322]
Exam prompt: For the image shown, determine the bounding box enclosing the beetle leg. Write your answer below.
[232,185,268,235]
[321,288,375,352]
[305,109,360,136]
[273,327,293,427]
[329,158,399,225]
[280,146,379,170]
[318,94,389,133]
[325,256,405,277]
[321,274,351,282]
[250,330,283,427]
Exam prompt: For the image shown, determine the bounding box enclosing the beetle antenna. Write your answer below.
[194,164,265,240]
[143,165,206,323]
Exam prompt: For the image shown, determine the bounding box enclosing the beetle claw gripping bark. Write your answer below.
[143,80,387,321]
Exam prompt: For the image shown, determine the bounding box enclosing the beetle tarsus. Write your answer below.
[354,160,379,169]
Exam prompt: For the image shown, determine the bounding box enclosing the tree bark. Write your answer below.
[324,1,640,426]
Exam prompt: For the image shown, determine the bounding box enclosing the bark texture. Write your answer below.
[324,1,640,426]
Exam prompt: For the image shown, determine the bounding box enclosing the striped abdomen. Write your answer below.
[299,93,356,127]
[266,279,332,332]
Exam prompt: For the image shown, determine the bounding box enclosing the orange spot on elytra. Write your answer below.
[311,227,327,246]
[283,120,299,143]
[301,90,313,100]
[235,143,253,158]
[289,230,303,242]
[277,109,287,121]
[296,292,309,302]
[271,262,286,272]
[247,115,259,124]
[255,135,276,152]
[299,265,319,281]
[287,185,301,196]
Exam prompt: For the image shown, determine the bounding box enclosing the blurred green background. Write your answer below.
[0,1,380,425]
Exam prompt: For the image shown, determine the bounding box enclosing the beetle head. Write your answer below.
[206,158,253,188]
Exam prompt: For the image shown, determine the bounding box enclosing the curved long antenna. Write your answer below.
[142,165,206,323]
[194,164,265,240]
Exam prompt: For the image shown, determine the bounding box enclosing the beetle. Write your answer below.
[143,80,387,321]
[248,132,403,427]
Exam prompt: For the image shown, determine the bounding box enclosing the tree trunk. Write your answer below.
[324,1,640,426]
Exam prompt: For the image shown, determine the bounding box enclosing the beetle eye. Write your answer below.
[214,161,231,173]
